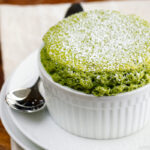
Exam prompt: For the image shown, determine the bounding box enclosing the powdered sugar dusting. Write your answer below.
[44,10,150,72]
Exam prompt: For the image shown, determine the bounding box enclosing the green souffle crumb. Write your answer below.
[41,10,150,96]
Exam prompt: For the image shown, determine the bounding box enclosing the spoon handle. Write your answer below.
[65,3,83,18]
[31,77,40,88]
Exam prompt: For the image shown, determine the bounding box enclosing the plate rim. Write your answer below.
[0,77,43,150]
[5,50,48,149]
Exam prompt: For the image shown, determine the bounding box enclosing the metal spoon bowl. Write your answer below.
[5,78,46,113]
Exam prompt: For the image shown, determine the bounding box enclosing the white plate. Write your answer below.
[4,50,150,150]
[0,78,43,150]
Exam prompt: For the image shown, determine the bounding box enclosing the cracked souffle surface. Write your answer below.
[41,10,150,96]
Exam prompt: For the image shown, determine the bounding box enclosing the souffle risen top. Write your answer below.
[41,10,150,96]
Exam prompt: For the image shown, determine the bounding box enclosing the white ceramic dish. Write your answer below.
[0,78,43,150]
[4,50,150,150]
[39,47,150,139]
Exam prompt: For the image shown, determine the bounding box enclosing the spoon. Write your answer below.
[5,77,46,113]
[5,3,84,113]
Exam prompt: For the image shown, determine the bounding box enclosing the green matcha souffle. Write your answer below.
[41,10,150,96]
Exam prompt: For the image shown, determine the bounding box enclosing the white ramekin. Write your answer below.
[38,48,150,139]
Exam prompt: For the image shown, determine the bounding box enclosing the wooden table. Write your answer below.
[0,46,10,150]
